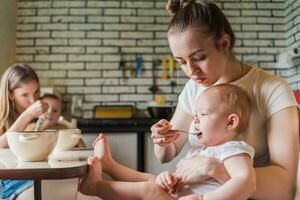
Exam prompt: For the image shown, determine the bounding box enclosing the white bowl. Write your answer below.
[55,129,81,151]
[7,130,58,162]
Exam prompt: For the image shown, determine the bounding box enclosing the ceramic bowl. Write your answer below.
[55,129,82,151]
[7,130,58,162]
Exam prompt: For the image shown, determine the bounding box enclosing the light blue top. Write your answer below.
[0,180,33,200]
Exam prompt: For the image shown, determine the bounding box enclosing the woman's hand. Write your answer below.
[152,105,192,163]
[175,155,230,189]
[151,119,179,147]
[156,171,178,193]
[23,100,48,119]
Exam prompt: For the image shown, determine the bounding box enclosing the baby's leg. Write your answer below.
[85,133,175,199]
[81,173,175,200]
[93,134,154,182]
[79,155,103,196]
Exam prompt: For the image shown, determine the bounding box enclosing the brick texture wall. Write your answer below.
[285,0,300,89]
[15,0,299,118]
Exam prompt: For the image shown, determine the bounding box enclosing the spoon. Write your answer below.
[154,130,200,144]
[171,129,200,135]
[35,118,44,131]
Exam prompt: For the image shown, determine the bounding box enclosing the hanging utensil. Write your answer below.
[149,59,159,94]
[119,59,126,78]
[161,57,168,80]
[135,56,142,75]
[129,63,135,77]
[168,56,177,93]
[169,56,175,78]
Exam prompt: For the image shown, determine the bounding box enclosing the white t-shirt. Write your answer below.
[175,141,255,197]
[178,65,297,167]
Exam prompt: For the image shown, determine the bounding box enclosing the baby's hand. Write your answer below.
[156,171,177,193]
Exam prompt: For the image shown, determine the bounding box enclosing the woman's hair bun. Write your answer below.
[165,0,195,15]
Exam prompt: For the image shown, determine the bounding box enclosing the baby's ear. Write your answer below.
[226,113,239,131]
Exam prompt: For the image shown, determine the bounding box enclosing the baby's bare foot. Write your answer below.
[93,133,113,172]
[79,156,102,195]
[94,134,105,159]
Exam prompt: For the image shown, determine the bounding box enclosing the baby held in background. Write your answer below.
[80,83,256,200]
[25,94,65,130]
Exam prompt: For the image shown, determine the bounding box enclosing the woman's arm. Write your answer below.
[175,155,230,187]
[204,154,256,200]
[0,100,48,148]
[0,112,35,148]
[252,106,299,200]
[153,104,193,163]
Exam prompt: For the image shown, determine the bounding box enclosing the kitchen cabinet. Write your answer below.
[78,118,158,172]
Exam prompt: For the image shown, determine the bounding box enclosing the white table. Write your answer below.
[0,148,94,200]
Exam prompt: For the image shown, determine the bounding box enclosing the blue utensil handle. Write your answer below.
[135,56,142,75]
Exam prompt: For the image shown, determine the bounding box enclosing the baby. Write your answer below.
[40,94,66,130]
[79,83,256,200]
[25,94,66,130]
[26,94,85,147]
[156,83,255,199]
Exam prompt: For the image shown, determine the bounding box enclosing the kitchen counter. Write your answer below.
[77,118,159,172]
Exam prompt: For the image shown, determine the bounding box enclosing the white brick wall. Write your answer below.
[285,0,300,89]
[15,0,299,117]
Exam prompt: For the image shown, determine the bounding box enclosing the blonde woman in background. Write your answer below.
[0,63,48,200]
[0,63,98,200]
[0,63,48,148]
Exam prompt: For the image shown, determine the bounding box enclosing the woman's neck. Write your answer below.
[11,109,20,121]
[216,55,244,84]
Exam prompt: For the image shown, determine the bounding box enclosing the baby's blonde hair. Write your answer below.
[40,93,62,112]
[40,93,60,102]
[202,83,251,134]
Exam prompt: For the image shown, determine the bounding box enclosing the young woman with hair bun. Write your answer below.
[151,0,299,199]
